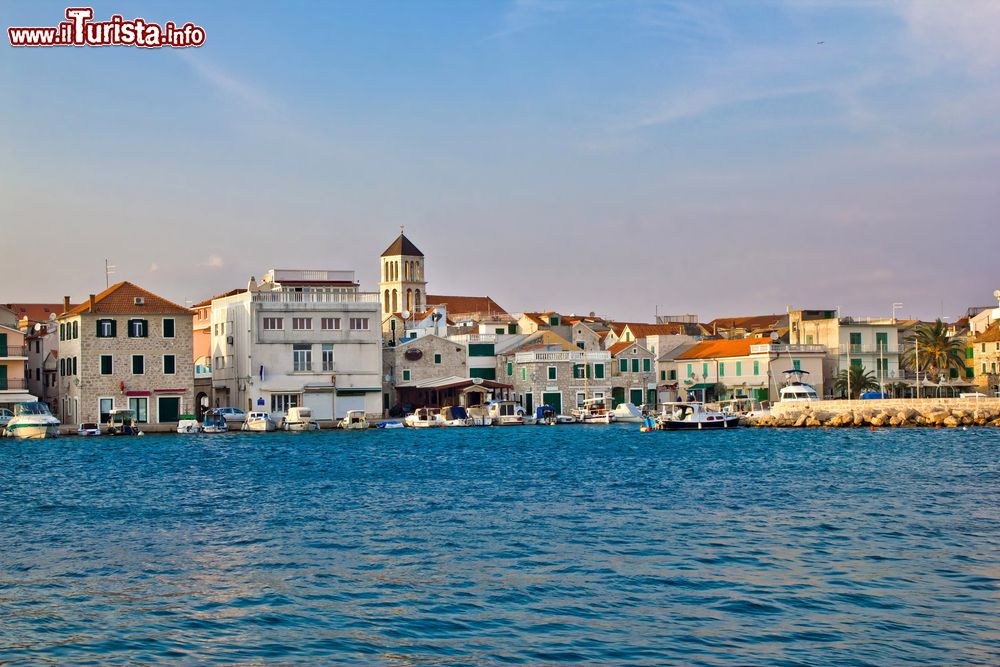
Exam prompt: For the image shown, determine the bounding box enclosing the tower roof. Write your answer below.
[381,232,423,258]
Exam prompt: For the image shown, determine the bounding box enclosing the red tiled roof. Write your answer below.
[381,233,424,258]
[976,322,1000,343]
[607,341,635,356]
[63,282,191,316]
[707,315,786,331]
[676,337,773,360]
[192,288,245,308]
[427,295,507,317]
[609,322,688,338]
[5,303,71,323]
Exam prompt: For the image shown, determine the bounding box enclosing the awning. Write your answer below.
[0,393,38,404]
[685,383,714,391]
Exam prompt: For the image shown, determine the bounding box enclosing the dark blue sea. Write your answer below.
[2,425,999,665]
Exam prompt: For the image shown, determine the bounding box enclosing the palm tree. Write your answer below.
[835,365,879,399]
[900,319,967,381]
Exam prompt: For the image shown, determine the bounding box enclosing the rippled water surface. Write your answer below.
[2,426,999,665]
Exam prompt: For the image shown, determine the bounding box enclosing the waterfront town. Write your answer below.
[2,230,999,433]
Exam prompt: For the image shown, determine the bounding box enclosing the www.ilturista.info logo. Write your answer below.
[8,7,205,48]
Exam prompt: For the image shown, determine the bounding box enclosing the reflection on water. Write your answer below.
[1,426,999,664]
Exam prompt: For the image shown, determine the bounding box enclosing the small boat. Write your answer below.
[77,422,101,437]
[107,408,141,436]
[536,405,557,425]
[440,405,472,427]
[4,402,61,439]
[486,400,523,426]
[176,417,202,434]
[404,407,442,428]
[281,406,320,431]
[242,411,278,432]
[779,370,820,403]
[376,420,405,429]
[655,402,740,430]
[719,397,770,419]
[515,404,537,425]
[466,405,493,426]
[338,410,370,430]
[573,397,615,424]
[202,409,229,433]
[611,401,644,423]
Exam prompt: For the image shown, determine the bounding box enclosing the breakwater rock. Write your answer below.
[749,399,1000,428]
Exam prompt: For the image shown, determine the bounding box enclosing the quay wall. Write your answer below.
[756,397,1000,428]
[770,398,1000,418]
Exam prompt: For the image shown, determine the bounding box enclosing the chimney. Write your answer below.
[63,296,70,313]
[89,294,96,311]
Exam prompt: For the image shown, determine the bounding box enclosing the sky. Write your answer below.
[2,0,999,322]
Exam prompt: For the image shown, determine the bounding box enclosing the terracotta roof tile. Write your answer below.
[676,337,774,360]
[427,295,507,317]
[381,233,424,257]
[63,281,191,317]
[5,303,72,323]
[976,322,1000,343]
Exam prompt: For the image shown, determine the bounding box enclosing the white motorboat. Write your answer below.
[376,421,405,429]
[404,407,443,428]
[338,410,370,430]
[5,402,61,439]
[535,405,577,425]
[655,402,740,430]
[720,397,771,419]
[176,418,202,434]
[77,422,101,437]
[486,400,524,426]
[573,397,615,424]
[514,404,537,425]
[611,402,644,423]
[281,406,320,431]
[202,409,229,433]
[779,370,820,403]
[107,408,141,436]
[242,411,278,432]
[440,406,472,427]
[466,405,493,426]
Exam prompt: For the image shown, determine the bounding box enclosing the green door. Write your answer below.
[524,393,533,413]
[0,333,6,357]
[0,364,6,391]
[630,389,643,405]
[158,397,180,423]
[611,386,625,408]
[542,392,561,414]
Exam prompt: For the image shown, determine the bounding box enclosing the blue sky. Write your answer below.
[3,0,999,321]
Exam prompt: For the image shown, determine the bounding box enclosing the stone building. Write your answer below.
[57,282,194,425]
[383,334,469,412]
[607,341,658,408]
[379,230,427,324]
[972,322,1000,395]
[496,340,613,416]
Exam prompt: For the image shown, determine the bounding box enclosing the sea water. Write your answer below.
[1,425,998,665]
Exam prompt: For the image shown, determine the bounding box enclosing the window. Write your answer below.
[128,397,148,423]
[806,335,814,344]
[350,318,370,330]
[263,317,283,331]
[660,370,666,381]
[163,355,176,375]
[507,362,513,376]
[631,358,640,373]
[549,316,559,326]
[793,359,801,371]
[128,319,148,338]
[72,321,78,339]
[547,366,557,380]
[576,341,585,350]
[434,353,442,365]
[669,370,677,380]
[60,358,65,376]
[719,362,725,377]
[322,344,334,371]
[292,318,312,331]
[97,319,115,337]
[132,355,144,375]
[100,355,113,375]
[99,398,113,424]
[496,328,505,335]
[736,361,742,377]
[851,358,863,368]
[619,358,628,372]
[753,360,759,375]
[574,364,584,379]
[271,394,299,412]
[594,363,605,379]
[59,323,65,341]
[521,368,527,381]
[402,369,411,381]
[875,332,887,351]
[321,317,340,330]
[293,344,312,371]
[687,363,693,378]
[642,358,651,373]
[576,391,587,408]
[162,318,175,338]
[702,363,709,378]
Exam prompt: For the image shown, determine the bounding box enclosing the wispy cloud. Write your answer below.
[149,263,160,273]
[176,50,273,110]
[203,255,224,269]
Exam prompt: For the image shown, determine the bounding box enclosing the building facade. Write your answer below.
[56,283,194,424]
[211,269,382,422]
[380,231,427,324]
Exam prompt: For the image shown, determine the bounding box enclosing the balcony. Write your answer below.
[749,344,827,354]
[0,378,28,391]
[839,344,897,355]
[515,350,611,364]
[251,291,380,305]
[452,333,497,344]
[0,345,28,359]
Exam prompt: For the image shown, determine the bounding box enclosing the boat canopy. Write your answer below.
[442,406,468,420]
[536,405,555,419]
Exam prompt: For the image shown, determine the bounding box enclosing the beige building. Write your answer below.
[57,282,194,425]
[972,323,1000,395]
[380,231,427,324]
[0,306,34,410]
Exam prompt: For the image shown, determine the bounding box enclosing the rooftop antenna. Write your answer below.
[105,259,116,288]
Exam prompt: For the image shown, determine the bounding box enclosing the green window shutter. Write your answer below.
[96,320,103,337]
[619,358,627,372]
[850,332,862,345]
[594,363,604,379]
[132,355,144,374]
[669,370,677,380]
[687,364,693,378]
[719,362,725,377]
[60,323,65,341]
[793,359,801,371]
[643,358,651,372]
[521,368,526,381]
[966,347,974,359]
[163,318,175,338]
[753,361,759,375]
[111,319,117,337]
[100,355,112,375]
[851,358,862,368]
[736,361,742,377]
[660,370,666,381]
[507,362,513,376]
[0,333,6,357]
[164,355,176,374]
[72,357,77,375]
[647,389,656,405]
[631,358,640,373]
[469,343,495,357]
[549,316,559,326]
[0,364,6,390]
[495,328,504,335]
[949,367,958,378]
[508,323,516,334]
[469,367,496,380]
[434,353,442,364]
[966,367,974,378]
[402,369,410,381]
[547,366,557,380]
[72,321,78,339]
[702,363,709,377]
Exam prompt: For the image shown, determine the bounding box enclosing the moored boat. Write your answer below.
[77,422,101,437]
[338,410,370,430]
[107,408,140,436]
[281,406,320,431]
[4,402,61,439]
[611,401,644,423]
[487,400,523,426]
[440,405,472,427]
[655,402,740,430]
[202,409,229,433]
[404,407,442,428]
[573,397,615,424]
[242,411,278,432]
[176,417,203,434]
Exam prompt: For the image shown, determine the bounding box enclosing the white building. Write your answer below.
[211,269,382,422]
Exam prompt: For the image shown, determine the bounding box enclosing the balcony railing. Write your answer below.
[0,345,28,358]
[515,350,612,364]
[453,333,497,344]
[251,291,380,304]
[0,378,28,390]
[749,344,827,354]
[839,344,896,355]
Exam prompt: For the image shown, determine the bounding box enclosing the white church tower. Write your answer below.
[379,227,427,320]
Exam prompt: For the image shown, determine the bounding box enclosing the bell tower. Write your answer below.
[379,226,426,321]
